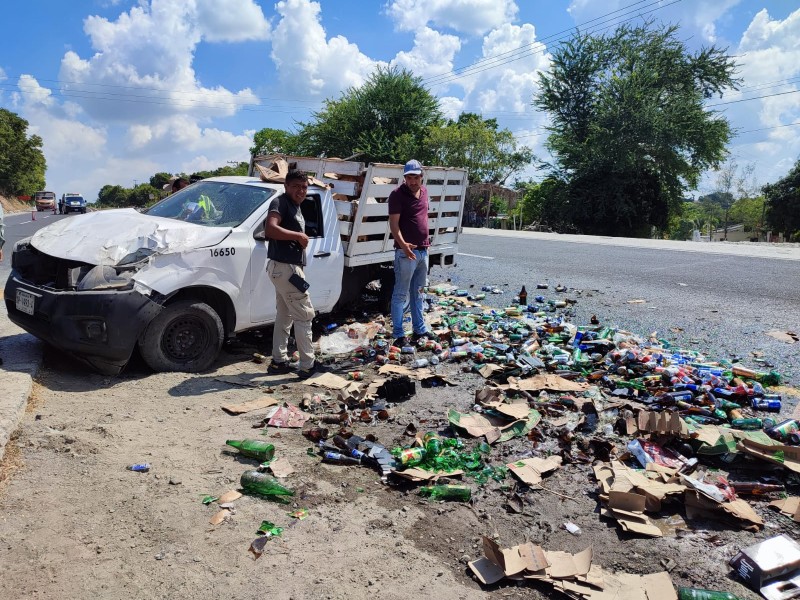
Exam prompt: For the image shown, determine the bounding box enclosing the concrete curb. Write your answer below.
[0,311,42,461]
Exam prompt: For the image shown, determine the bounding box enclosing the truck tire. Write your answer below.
[139,300,223,372]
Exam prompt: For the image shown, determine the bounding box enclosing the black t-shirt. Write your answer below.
[266,193,306,266]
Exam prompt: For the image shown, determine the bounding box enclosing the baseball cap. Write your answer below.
[403,159,423,176]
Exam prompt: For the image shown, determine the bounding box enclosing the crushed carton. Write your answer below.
[730,534,800,592]
[506,455,562,486]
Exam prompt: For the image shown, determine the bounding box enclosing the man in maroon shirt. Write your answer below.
[388,159,436,346]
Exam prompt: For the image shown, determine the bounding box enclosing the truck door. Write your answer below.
[249,191,344,324]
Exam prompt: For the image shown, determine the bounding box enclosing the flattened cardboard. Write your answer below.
[268,457,295,478]
[221,396,279,415]
[448,408,540,444]
[512,374,589,393]
[484,400,532,420]
[737,439,800,473]
[392,467,464,482]
[378,364,433,380]
[684,490,764,530]
[478,364,505,378]
[507,455,563,485]
[304,372,350,390]
[209,509,228,525]
[609,490,647,513]
[600,507,662,537]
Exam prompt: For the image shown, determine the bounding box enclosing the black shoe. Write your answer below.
[412,331,439,342]
[296,361,322,380]
[393,336,409,348]
[267,361,292,375]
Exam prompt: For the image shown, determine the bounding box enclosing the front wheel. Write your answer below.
[138,300,223,372]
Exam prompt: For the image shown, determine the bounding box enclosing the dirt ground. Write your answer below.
[0,303,797,600]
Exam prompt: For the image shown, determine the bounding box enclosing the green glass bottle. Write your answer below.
[730,418,763,430]
[419,484,472,502]
[226,439,275,462]
[677,587,742,600]
[240,470,294,501]
[423,432,443,457]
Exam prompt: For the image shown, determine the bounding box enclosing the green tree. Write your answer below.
[294,66,442,163]
[729,195,764,233]
[96,185,130,208]
[129,184,160,208]
[250,128,300,157]
[426,113,533,184]
[149,172,173,190]
[0,108,46,196]
[191,162,248,179]
[763,160,800,240]
[534,22,739,236]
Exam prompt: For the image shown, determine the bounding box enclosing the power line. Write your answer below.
[423,0,684,87]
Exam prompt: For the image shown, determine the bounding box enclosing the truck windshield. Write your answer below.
[145,181,276,227]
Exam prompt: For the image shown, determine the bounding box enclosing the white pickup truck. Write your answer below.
[4,156,468,374]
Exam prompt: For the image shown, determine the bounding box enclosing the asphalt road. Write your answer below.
[451,231,800,384]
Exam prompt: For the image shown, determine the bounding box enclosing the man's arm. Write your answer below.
[389,213,415,260]
[264,212,309,249]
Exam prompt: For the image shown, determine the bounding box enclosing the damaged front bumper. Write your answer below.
[4,249,164,375]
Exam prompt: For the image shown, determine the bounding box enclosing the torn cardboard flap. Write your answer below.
[737,439,800,473]
[378,363,433,380]
[768,496,800,522]
[507,455,562,485]
[304,372,351,390]
[268,457,295,478]
[468,536,549,581]
[684,490,764,530]
[600,507,663,537]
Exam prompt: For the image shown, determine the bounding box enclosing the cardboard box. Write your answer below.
[730,534,800,591]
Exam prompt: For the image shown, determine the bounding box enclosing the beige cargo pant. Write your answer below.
[267,260,315,369]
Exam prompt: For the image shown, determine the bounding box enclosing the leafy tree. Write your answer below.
[129,184,160,208]
[149,172,173,190]
[534,22,739,236]
[729,195,764,233]
[250,128,300,157]
[97,184,130,208]
[293,66,442,163]
[191,162,248,180]
[763,159,800,239]
[426,113,534,184]
[0,108,46,196]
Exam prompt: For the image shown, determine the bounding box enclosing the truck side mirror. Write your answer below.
[253,222,267,241]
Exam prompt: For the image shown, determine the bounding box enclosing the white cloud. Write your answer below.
[195,0,271,42]
[438,96,465,120]
[13,75,56,108]
[457,23,550,115]
[390,27,461,78]
[0,66,6,81]
[58,0,261,122]
[567,0,741,45]
[270,0,381,97]
[386,0,519,36]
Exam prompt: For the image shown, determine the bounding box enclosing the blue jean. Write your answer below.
[391,248,428,339]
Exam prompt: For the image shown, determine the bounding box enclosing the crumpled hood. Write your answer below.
[31,208,231,265]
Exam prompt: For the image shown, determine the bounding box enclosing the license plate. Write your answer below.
[16,290,35,315]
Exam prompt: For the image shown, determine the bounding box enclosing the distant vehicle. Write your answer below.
[33,191,56,212]
[59,193,87,214]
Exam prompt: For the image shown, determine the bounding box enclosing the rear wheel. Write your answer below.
[139,300,223,372]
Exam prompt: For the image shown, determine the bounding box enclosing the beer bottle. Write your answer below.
[419,484,472,502]
[423,432,443,456]
[397,447,427,466]
[226,439,275,462]
[518,286,528,306]
[677,588,742,600]
[240,470,294,500]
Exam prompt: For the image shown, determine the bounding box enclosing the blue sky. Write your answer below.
[1,0,799,203]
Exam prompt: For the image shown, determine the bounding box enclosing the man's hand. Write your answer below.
[403,242,416,260]
[0,248,4,262]
[296,232,310,249]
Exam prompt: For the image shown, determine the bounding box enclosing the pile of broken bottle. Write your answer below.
[352,283,797,445]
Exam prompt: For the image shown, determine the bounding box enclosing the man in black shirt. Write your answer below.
[264,170,318,378]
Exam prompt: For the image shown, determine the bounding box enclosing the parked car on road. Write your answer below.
[59,193,87,214]
[33,191,56,212]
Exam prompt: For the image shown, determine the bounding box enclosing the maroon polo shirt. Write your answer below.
[388,183,429,249]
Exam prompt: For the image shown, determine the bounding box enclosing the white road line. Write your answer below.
[458,252,495,260]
